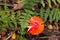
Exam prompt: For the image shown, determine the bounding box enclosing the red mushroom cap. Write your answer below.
[28,16,44,35]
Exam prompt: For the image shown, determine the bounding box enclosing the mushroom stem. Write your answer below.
[27,26,32,31]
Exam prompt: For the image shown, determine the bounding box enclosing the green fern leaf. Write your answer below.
[44,8,50,21]
[47,0,52,8]
[52,0,57,5]
[57,0,60,3]
[39,8,45,19]
[40,0,45,7]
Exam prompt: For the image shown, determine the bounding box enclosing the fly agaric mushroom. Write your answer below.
[27,16,44,35]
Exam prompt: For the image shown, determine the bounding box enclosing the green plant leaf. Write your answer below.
[47,0,52,8]
[40,0,45,7]
[57,0,60,3]
[52,0,57,5]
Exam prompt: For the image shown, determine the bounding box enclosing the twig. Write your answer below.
[0,2,13,7]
